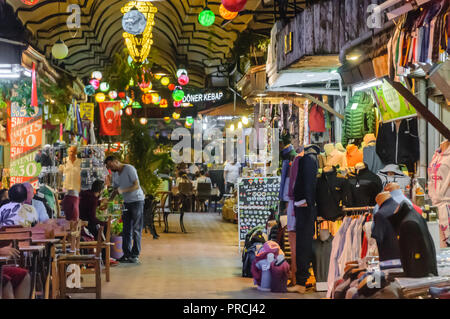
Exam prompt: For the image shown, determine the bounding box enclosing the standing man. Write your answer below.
[105,156,145,264]
[224,159,241,193]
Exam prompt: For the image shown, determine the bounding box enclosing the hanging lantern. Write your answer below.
[154,96,161,105]
[51,40,69,59]
[139,118,148,125]
[120,101,125,108]
[100,82,110,92]
[151,92,160,104]
[178,74,189,86]
[89,79,100,90]
[198,7,215,27]
[139,80,152,92]
[84,85,95,96]
[92,71,102,80]
[95,93,106,103]
[221,0,247,12]
[127,55,134,66]
[21,0,40,5]
[121,1,157,63]
[142,93,153,104]
[172,89,185,102]
[164,117,171,124]
[237,121,243,129]
[219,4,238,19]
[176,69,188,78]
[168,83,175,91]
[120,110,123,116]
[159,99,168,108]
[173,100,182,107]
[109,91,118,100]
[186,116,194,125]
[172,112,180,120]
[160,77,170,86]
[132,101,142,108]
[242,116,248,125]
[118,92,126,99]
[125,107,133,116]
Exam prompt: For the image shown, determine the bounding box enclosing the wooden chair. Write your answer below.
[164,184,190,233]
[79,216,113,282]
[155,192,170,227]
[196,182,212,212]
[57,225,103,299]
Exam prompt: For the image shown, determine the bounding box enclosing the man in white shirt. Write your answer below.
[224,160,241,193]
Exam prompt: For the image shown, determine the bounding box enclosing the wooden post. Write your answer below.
[303,93,344,119]
[385,78,450,141]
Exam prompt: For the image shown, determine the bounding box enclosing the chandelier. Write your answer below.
[121,1,158,64]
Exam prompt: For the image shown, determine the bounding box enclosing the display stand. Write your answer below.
[79,145,107,191]
[237,176,280,252]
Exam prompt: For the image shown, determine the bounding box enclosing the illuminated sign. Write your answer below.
[182,91,224,104]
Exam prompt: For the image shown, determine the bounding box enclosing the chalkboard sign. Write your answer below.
[237,177,280,241]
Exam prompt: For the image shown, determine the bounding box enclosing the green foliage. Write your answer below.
[103,48,160,92]
[40,74,73,118]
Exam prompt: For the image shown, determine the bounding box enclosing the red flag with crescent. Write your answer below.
[99,101,121,136]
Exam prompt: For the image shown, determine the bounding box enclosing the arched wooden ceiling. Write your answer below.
[7,0,304,87]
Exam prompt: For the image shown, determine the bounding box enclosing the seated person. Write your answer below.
[193,170,212,191]
[79,180,107,238]
[174,173,192,212]
[0,188,9,208]
[0,184,38,227]
[23,183,49,223]
[0,243,31,299]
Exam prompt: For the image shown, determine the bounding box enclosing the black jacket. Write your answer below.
[376,118,420,172]
[293,145,320,206]
[316,168,350,221]
[372,198,401,261]
[388,201,438,278]
[346,167,383,207]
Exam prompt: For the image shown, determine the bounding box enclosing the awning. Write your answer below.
[198,100,253,117]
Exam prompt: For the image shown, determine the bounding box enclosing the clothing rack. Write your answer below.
[342,206,374,212]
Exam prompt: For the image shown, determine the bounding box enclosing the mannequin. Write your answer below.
[388,201,438,277]
[60,146,82,220]
[372,191,401,261]
[375,191,392,207]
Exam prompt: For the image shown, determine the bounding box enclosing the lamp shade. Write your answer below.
[139,118,148,125]
[168,83,175,91]
[84,85,95,96]
[125,107,133,116]
[173,100,182,107]
[92,71,102,80]
[132,101,142,108]
[186,116,194,125]
[172,112,180,119]
[178,74,189,86]
[51,40,69,59]
[118,92,126,99]
[160,99,168,108]
[95,93,106,103]
[176,69,188,78]
[160,77,170,86]
[109,91,118,99]
[142,93,153,104]
[89,79,100,90]
[198,7,215,26]
[219,4,238,19]
[139,81,152,92]
[172,89,185,102]
[164,117,171,124]
[100,82,110,92]
[151,93,160,104]
[221,0,247,12]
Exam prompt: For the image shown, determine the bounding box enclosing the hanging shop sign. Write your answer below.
[372,80,416,123]
[182,91,224,104]
[8,90,42,187]
[237,177,280,242]
[79,102,94,122]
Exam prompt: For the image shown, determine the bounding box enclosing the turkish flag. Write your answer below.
[99,101,121,136]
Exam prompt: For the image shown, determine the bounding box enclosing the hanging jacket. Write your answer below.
[377,164,411,191]
[316,168,351,221]
[376,118,420,172]
[362,133,384,174]
[293,145,320,205]
[287,154,302,200]
[342,92,376,146]
[309,104,326,132]
[388,201,438,278]
[428,144,450,205]
[347,167,383,207]
[279,144,296,200]
[346,144,364,168]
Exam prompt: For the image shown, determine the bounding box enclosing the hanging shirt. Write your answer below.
[63,158,82,193]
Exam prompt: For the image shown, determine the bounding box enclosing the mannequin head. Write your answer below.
[384,182,400,192]
[68,146,77,161]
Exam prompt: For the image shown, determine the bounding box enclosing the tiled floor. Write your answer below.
[75,213,326,299]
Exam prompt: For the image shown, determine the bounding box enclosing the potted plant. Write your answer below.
[110,217,124,260]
